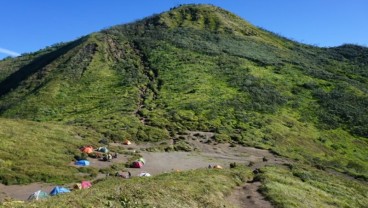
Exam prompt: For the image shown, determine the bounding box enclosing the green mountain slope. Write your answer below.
[0,118,99,185]
[0,4,367,205]
[1,4,367,179]
[0,43,67,82]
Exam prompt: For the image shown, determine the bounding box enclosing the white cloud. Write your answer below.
[0,47,20,57]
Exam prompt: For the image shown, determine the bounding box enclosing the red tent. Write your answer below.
[81,181,92,189]
[131,161,143,168]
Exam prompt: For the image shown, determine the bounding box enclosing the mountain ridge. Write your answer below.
[0,4,367,207]
[0,3,367,200]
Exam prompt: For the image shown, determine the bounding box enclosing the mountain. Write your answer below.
[0,4,367,207]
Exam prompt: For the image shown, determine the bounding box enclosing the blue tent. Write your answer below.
[50,186,70,196]
[75,160,90,166]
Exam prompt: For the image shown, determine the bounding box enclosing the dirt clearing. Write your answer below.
[0,132,288,206]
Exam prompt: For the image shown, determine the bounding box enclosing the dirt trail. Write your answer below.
[225,158,279,208]
[0,131,289,205]
[183,131,288,208]
[227,181,273,208]
[0,183,55,202]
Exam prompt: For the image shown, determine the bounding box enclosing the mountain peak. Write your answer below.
[150,4,259,36]
[160,4,257,35]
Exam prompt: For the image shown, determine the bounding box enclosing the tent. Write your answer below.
[73,183,82,190]
[138,172,151,177]
[213,165,223,169]
[74,181,92,190]
[131,161,143,168]
[27,190,49,201]
[50,186,70,196]
[115,171,131,178]
[80,146,94,154]
[123,140,131,145]
[96,147,109,153]
[100,154,112,162]
[75,160,90,166]
[81,181,92,189]
[137,157,146,164]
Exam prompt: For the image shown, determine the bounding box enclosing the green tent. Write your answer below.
[28,190,49,201]
[96,146,109,153]
[138,157,145,164]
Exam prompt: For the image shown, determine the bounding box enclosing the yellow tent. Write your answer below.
[213,165,223,169]
[123,140,131,145]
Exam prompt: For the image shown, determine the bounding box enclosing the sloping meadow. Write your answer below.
[0,118,99,185]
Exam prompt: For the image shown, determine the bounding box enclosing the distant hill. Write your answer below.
[0,4,367,206]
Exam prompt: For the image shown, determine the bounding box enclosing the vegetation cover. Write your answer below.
[5,167,251,208]
[0,4,367,207]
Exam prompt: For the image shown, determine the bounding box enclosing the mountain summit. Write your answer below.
[0,4,367,198]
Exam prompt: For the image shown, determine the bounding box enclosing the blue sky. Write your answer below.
[1,0,367,59]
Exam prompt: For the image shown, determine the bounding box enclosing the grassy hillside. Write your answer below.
[0,3,367,207]
[0,42,72,83]
[0,118,100,185]
[259,164,368,208]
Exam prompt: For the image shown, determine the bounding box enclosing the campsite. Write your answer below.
[0,132,288,205]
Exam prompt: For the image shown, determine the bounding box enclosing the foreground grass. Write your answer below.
[9,167,252,208]
[259,165,368,208]
[0,118,100,185]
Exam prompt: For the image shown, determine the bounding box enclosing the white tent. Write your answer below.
[138,172,151,177]
[27,190,49,201]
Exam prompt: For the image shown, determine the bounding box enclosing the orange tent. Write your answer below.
[123,140,131,145]
[80,146,94,154]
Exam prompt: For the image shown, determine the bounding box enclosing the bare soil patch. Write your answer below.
[227,181,273,208]
[0,183,54,202]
